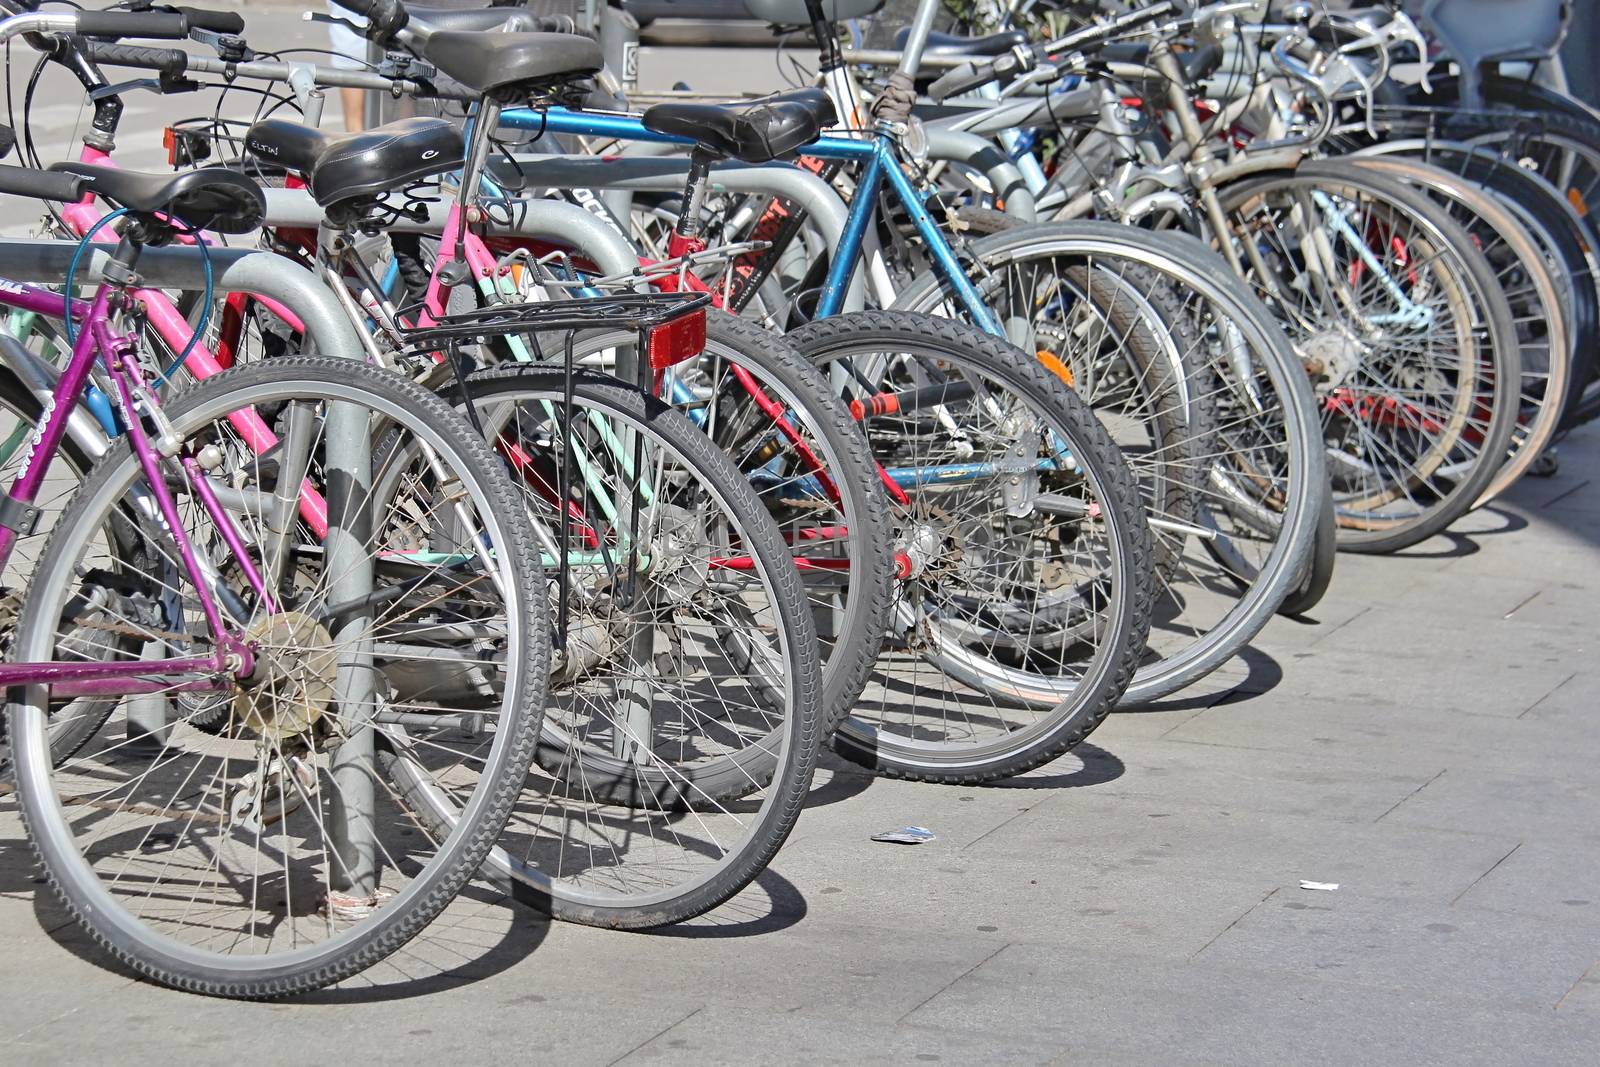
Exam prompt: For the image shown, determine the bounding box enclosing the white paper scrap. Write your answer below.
[1299,880,1340,891]
[871,826,935,845]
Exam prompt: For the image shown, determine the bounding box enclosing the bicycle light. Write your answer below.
[647,307,708,371]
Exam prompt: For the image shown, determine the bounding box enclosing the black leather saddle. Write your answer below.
[418,30,604,98]
[891,27,1028,58]
[50,163,264,234]
[642,88,835,163]
[246,117,465,209]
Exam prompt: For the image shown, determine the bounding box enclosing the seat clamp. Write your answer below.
[0,494,41,537]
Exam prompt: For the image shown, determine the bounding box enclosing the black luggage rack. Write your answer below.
[395,291,710,350]
[393,290,713,391]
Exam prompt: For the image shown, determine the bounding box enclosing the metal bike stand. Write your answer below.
[0,241,363,359]
[258,191,647,281]
[0,240,381,899]
[922,127,1037,222]
[505,154,869,311]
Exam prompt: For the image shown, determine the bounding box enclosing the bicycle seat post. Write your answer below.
[454,96,503,268]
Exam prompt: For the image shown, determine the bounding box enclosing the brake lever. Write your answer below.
[91,74,199,100]
[304,11,366,36]
[1387,12,1431,95]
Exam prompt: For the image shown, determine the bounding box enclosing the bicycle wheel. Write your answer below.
[552,310,895,737]
[9,357,548,997]
[426,367,822,927]
[1349,156,1572,502]
[891,223,1324,702]
[1215,160,1521,552]
[789,310,1154,782]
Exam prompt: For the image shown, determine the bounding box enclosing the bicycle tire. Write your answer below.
[1215,160,1522,552]
[1347,155,1573,503]
[550,310,895,740]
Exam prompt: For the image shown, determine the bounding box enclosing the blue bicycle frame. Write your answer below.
[497,106,1004,336]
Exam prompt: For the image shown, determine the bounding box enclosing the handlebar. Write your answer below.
[80,40,191,75]
[0,5,243,46]
[1041,1,1177,57]
[75,10,189,39]
[928,54,1011,101]
[169,6,244,35]
[78,37,479,101]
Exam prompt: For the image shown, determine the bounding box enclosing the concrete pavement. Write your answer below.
[1,438,1595,1066]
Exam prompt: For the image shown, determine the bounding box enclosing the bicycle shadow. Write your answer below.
[979,741,1126,790]
[1116,645,1284,714]
[646,865,808,940]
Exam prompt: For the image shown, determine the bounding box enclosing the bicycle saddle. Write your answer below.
[245,117,464,209]
[49,163,264,234]
[418,30,604,98]
[891,28,1028,58]
[742,0,883,23]
[642,88,836,163]
[622,0,760,23]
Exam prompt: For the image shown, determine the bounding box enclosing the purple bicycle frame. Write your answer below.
[0,278,262,697]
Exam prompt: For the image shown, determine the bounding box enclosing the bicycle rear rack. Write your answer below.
[393,290,711,354]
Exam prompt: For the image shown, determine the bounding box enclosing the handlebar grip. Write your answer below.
[174,7,245,35]
[76,10,190,39]
[0,163,85,203]
[80,41,191,75]
[928,60,995,102]
[332,0,409,40]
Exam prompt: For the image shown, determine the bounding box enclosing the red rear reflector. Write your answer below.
[163,127,177,167]
[647,308,707,371]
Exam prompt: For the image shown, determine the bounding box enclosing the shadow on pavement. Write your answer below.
[982,741,1125,790]
[1117,645,1284,714]
[649,864,808,940]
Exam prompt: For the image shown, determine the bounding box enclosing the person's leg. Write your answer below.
[340,86,367,132]
[327,1,369,131]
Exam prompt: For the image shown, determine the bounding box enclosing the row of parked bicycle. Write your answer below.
[0,0,1585,998]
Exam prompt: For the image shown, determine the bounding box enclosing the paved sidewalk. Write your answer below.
[3,431,1596,1064]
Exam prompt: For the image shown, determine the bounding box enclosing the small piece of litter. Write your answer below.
[872,826,935,845]
[1299,880,1339,892]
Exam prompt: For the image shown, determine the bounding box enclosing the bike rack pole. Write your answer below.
[921,127,1038,222]
[323,396,379,900]
[257,192,646,281]
[0,240,365,361]
[504,154,868,312]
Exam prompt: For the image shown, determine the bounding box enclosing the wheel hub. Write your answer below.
[895,520,958,581]
[234,611,339,741]
[1300,329,1364,396]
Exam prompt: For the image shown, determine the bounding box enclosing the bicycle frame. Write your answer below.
[498,107,1005,336]
[0,275,259,696]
